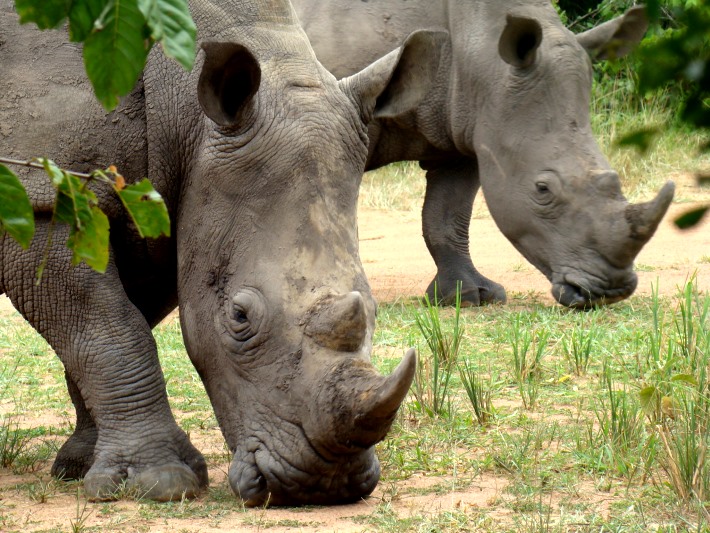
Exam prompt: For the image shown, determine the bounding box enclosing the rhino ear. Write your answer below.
[198,42,262,127]
[339,30,449,123]
[576,5,648,61]
[499,14,543,68]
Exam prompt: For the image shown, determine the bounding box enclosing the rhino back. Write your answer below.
[293,0,446,78]
[0,0,148,213]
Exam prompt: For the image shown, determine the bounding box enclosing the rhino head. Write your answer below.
[169,1,417,506]
[459,4,674,308]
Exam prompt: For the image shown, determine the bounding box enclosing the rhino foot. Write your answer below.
[51,426,98,480]
[81,429,208,502]
[85,464,203,502]
[426,273,507,307]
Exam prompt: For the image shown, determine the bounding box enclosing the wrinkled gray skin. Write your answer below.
[0,0,421,506]
[293,0,675,308]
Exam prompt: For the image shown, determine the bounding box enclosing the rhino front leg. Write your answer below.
[50,371,97,480]
[421,159,506,306]
[3,226,208,501]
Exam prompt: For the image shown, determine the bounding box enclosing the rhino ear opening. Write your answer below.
[576,5,648,61]
[339,29,449,123]
[198,42,262,127]
[499,14,543,69]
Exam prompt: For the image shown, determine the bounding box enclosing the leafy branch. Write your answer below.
[0,158,170,274]
[0,0,195,273]
[618,0,710,228]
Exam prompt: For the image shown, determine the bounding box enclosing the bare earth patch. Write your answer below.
[0,196,708,531]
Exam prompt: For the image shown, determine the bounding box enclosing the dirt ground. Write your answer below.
[0,193,708,532]
[359,201,710,305]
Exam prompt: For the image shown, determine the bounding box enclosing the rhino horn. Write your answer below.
[625,181,675,243]
[316,348,416,451]
[304,292,368,352]
[350,348,417,445]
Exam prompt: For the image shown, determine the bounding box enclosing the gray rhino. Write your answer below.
[293,0,675,308]
[0,0,419,506]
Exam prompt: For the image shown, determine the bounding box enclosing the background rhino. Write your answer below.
[293,0,675,309]
[0,0,420,506]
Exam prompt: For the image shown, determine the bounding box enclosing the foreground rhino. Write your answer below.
[293,0,675,308]
[0,0,419,506]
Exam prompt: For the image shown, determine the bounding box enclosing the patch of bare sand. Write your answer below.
[358,202,710,304]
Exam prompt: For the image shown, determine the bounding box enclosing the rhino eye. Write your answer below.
[534,180,556,207]
[225,289,267,347]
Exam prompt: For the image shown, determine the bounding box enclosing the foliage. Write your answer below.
[0,159,170,274]
[411,285,463,418]
[558,0,710,226]
[0,0,192,272]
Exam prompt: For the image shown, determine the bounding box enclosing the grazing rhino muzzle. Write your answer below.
[228,340,416,507]
[292,1,674,308]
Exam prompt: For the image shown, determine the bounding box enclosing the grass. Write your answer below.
[3,280,710,530]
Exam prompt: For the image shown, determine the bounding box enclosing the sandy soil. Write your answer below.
[359,202,710,305]
[0,197,708,532]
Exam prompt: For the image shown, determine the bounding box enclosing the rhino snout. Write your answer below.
[552,271,638,309]
[228,439,381,506]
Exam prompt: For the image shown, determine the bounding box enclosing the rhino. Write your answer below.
[292,0,675,309]
[0,0,421,506]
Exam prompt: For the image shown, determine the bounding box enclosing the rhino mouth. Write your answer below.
[551,272,638,309]
[228,426,380,507]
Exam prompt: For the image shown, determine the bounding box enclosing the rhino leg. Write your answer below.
[2,223,208,501]
[50,371,97,480]
[422,159,506,306]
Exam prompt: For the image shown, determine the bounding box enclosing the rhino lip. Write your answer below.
[228,425,380,506]
[552,273,637,309]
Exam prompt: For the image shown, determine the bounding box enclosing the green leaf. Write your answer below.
[68,0,107,42]
[14,0,72,29]
[639,385,659,413]
[116,178,170,238]
[42,160,110,272]
[615,128,659,155]
[0,164,35,249]
[671,373,699,386]
[645,0,662,23]
[138,0,196,71]
[66,206,110,272]
[83,0,151,110]
[675,206,708,229]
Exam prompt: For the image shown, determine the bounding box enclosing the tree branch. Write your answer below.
[0,156,92,179]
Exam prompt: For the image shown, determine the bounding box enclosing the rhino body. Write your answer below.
[0,0,418,506]
[293,0,674,308]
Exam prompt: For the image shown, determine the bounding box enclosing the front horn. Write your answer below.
[626,180,675,243]
[313,348,417,452]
